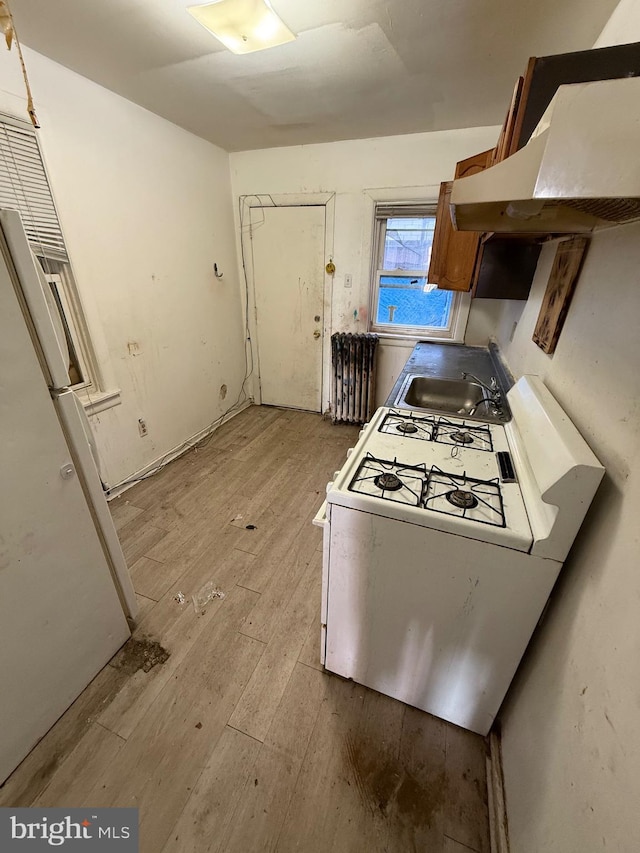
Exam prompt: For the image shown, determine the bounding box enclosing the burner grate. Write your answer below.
[423,466,506,527]
[348,456,507,528]
[432,417,494,452]
[378,410,436,442]
[348,454,428,506]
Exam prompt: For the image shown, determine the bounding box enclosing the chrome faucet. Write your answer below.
[467,397,501,417]
[462,372,500,397]
[462,372,503,417]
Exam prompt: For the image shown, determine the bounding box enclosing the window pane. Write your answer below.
[48,280,85,385]
[382,217,435,271]
[38,258,87,388]
[376,276,453,329]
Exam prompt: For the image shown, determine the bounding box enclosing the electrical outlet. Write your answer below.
[138,418,148,437]
[344,274,352,288]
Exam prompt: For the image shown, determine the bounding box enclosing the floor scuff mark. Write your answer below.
[111,637,170,674]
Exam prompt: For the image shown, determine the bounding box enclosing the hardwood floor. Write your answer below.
[0,405,491,852]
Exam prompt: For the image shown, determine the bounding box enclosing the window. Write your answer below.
[369,203,470,340]
[43,267,88,386]
[0,114,96,392]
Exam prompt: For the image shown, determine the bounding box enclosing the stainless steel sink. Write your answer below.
[394,374,508,422]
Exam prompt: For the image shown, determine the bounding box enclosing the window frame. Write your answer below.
[368,203,471,341]
[42,266,92,391]
[0,113,102,395]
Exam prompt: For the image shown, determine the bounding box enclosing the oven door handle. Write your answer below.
[312,499,329,528]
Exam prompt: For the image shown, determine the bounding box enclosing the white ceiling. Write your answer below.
[11,0,618,152]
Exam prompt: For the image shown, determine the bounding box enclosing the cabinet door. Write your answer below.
[454,148,494,179]
[428,181,482,292]
[429,148,494,293]
[427,181,447,285]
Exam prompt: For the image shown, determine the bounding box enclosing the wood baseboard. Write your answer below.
[486,730,510,853]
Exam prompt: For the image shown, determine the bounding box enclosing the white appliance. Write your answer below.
[314,377,604,736]
[450,76,640,233]
[0,209,137,784]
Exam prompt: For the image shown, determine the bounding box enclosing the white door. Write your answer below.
[0,236,130,784]
[251,206,325,412]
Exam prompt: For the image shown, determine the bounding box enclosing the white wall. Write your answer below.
[496,224,640,853]
[229,127,502,407]
[593,0,640,45]
[485,4,640,840]
[494,5,640,851]
[0,47,246,486]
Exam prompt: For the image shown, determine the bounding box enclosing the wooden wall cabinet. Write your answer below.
[428,149,494,293]
[493,44,640,167]
[428,148,539,299]
[509,42,640,158]
[428,42,640,300]
[429,181,481,292]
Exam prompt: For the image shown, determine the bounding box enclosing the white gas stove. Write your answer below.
[314,375,604,735]
[328,407,532,553]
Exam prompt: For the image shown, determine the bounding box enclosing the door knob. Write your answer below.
[313,330,321,339]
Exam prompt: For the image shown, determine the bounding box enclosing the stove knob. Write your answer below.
[346,447,354,458]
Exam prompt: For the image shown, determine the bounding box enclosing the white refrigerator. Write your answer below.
[0,209,137,784]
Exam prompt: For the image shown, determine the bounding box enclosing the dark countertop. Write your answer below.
[384,341,514,414]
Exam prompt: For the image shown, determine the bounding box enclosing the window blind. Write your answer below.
[375,202,438,220]
[0,117,68,260]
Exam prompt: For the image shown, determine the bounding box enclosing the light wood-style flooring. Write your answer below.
[0,405,490,852]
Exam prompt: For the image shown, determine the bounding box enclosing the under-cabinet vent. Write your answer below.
[559,197,640,223]
[331,333,379,425]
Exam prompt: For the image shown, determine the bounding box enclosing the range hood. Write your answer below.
[450,76,640,234]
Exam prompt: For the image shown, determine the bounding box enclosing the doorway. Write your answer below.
[249,205,326,412]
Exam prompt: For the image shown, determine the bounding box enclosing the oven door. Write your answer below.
[312,498,331,666]
[324,503,561,736]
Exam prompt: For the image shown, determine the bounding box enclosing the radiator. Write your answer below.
[331,333,379,424]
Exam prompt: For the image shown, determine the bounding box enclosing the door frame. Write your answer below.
[239,192,335,414]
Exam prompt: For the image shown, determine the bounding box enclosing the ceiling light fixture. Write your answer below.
[187,0,296,55]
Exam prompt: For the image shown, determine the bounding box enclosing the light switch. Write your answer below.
[344,274,352,288]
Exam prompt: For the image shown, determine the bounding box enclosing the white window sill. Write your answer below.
[80,389,122,416]
[371,332,464,345]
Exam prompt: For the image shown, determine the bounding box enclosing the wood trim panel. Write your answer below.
[532,236,589,353]
[494,76,524,164]
[508,56,537,157]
